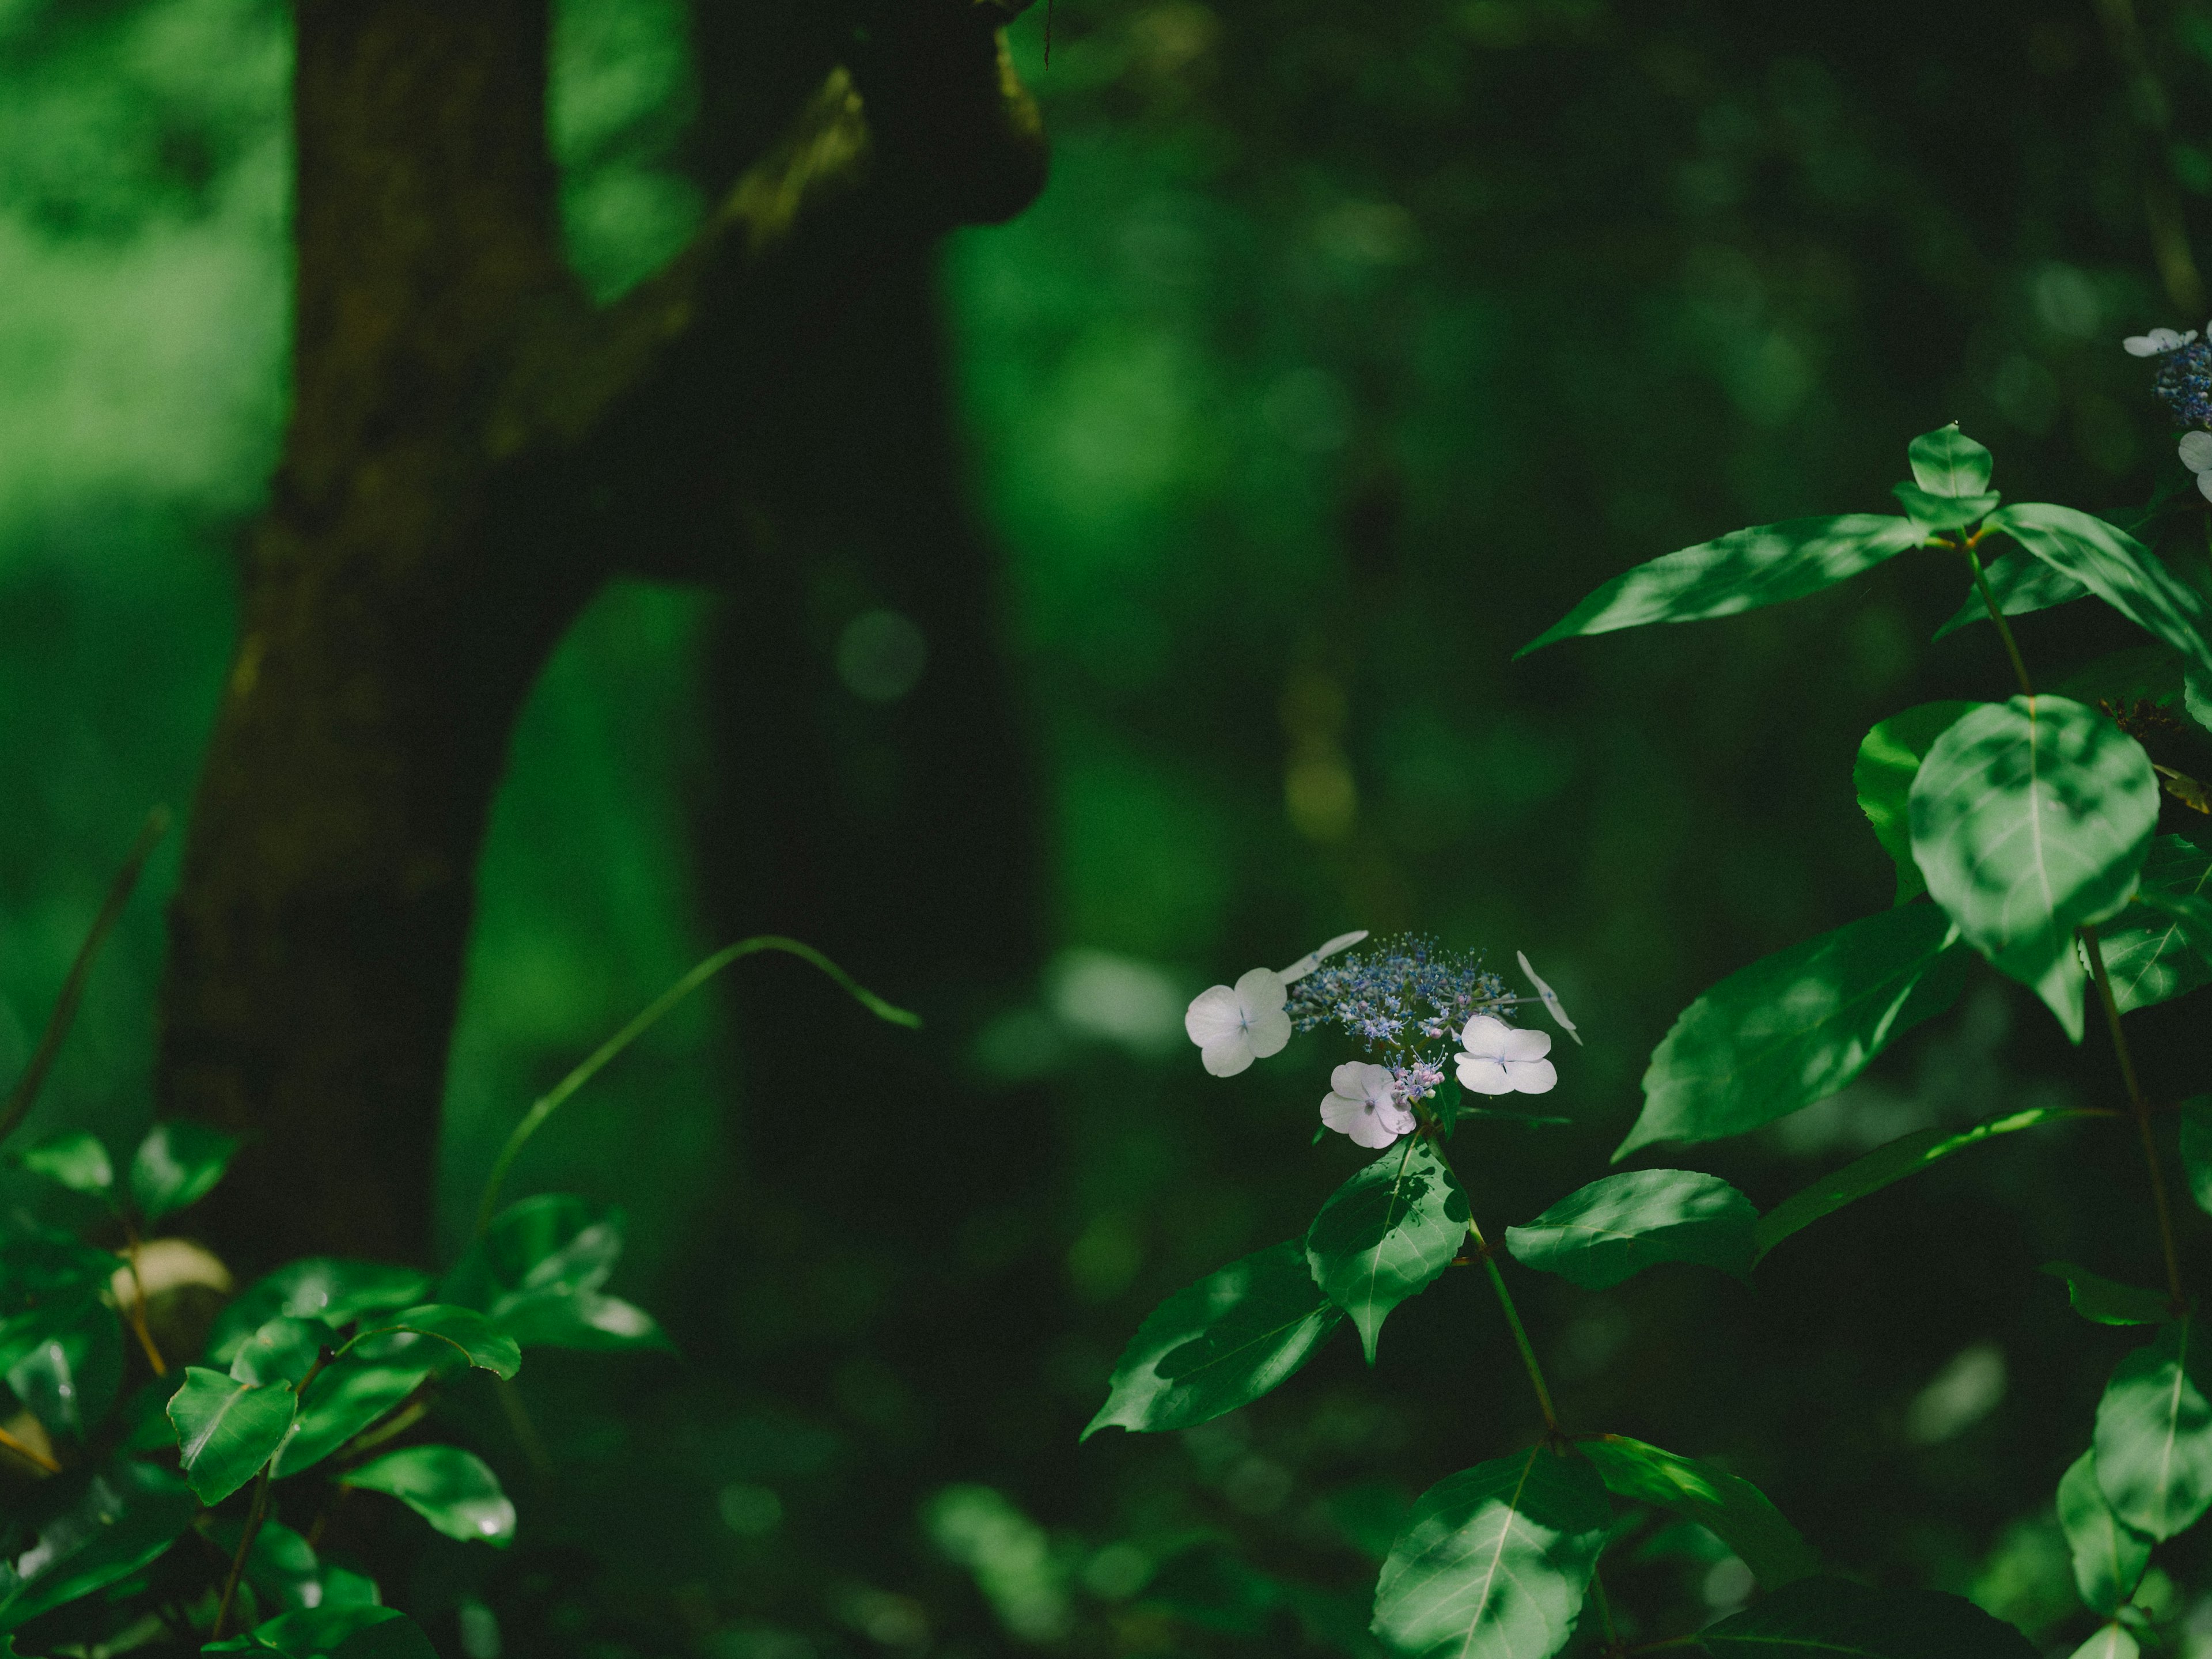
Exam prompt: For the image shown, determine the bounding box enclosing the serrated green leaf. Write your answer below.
[349,1305,519,1380]
[1933,553,2089,641]
[1910,424,1995,496]
[1372,1446,1609,1659]
[208,1261,434,1366]
[247,1606,437,1659]
[1909,695,2160,1041]
[1696,1575,2037,1657]
[344,1445,515,1547]
[0,1461,195,1632]
[2059,1452,2151,1616]
[1517,516,1927,657]
[1084,1242,1342,1438]
[169,1366,297,1505]
[1893,483,1999,532]
[2101,832,2212,1014]
[1304,1139,1469,1363]
[2179,1097,2212,1219]
[1983,503,2212,680]
[1755,1107,2076,1260]
[1506,1170,1755,1289]
[128,1121,240,1222]
[2094,1318,2212,1540]
[1618,906,1968,1159]
[10,1132,113,1196]
[2043,1264,2180,1327]
[229,1317,336,1387]
[1580,1435,1819,1586]
[1855,703,1982,903]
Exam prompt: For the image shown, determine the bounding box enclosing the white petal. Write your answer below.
[1501,1057,1558,1094]
[1350,1112,1407,1149]
[1320,1091,1365,1132]
[2126,334,2163,356]
[2199,469,2212,505]
[1233,966,1288,1013]
[1456,1052,1516,1095]
[1184,985,1245,1047]
[1516,950,1583,1045]
[1331,1060,1392,1102]
[1244,1004,1293,1060]
[1458,1013,1513,1058]
[1202,1032,1256,1077]
[1494,1024,1552,1062]
[1375,1100,1418,1134]
[1278,929,1369,983]
[2179,432,2212,473]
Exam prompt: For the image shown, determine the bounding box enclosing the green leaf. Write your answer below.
[199,1517,359,1618]
[1909,695,2160,1040]
[1983,503,2212,680]
[2043,1264,2179,1327]
[2133,887,2212,965]
[1579,1434,1820,1586]
[2059,1451,2151,1616]
[1933,553,2089,641]
[208,1261,434,1366]
[169,1366,297,1505]
[1909,424,1995,497]
[1517,516,1927,657]
[246,1607,437,1659]
[2066,1626,2139,1659]
[229,1317,336,1387]
[2101,832,2212,1014]
[493,1287,669,1352]
[2179,1097,2212,1218]
[1304,1139,1469,1363]
[128,1121,240,1223]
[2053,645,2192,715]
[1083,1242,1342,1438]
[442,1196,667,1352]
[6,1299,123,1441]
[9,1132,113,1196]
[0,1461,195,1632]
[270,1331,456,1478]
[1505,1171,1755,1289]
[2094,1318,2212,1540]
[1371,1446,1610,1659]
[343,1445,515,1547]
[350,1305,520,1380]
[1696,1575,2037,1657]
[1618,906,1968,1158]
[2189,662,2212,733]
[1855,703,1981,903]
[1893,483,1999,533]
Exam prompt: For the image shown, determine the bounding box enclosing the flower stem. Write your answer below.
[0,1422,60,1475]
[1426,1131,1562,1430]
[2082,923,2187,1306]
[212,1464,272,1638]
[1960,540,2035,698]
[121,1224,167,1377]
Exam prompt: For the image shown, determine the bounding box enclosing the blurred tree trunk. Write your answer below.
[155,0,1046,1266]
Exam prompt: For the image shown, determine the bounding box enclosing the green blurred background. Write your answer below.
[5,0,2212,1653]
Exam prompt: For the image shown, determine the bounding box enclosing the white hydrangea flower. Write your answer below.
[1455,1014,1556,1096]
[1184,967,1293,1077]
[2179,431,2212,502]
[2124,327,2200,357]
[1319,1061,1415,1149]
[1278,929,1370,983]
[1516,950,1581,1047]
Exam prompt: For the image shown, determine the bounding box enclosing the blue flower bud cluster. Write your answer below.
[2153,341,2212,428]
[1287,935,1510,1053]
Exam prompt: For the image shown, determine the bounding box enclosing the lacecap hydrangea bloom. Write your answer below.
[2124,324,2212,499]
[1181,930,1369,1077]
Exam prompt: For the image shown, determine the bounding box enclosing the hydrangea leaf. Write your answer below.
[2100,832,2212,1014]
[1506,1171,1755,1289]
[1305,1138,1469,1363]
[9,1132,113,1196]
[344,1445,516,1547]
[1933,552,2089,640]
[2042,1264,2179,1327]
[1371,1446,1610,1659]
[2058,1451,2151,1616]
[1696,1575,2037,1657]
[0,1461,195,1633]
[1618,906,1968,1159]
[1854,703,1981,903]
[2094,1318,2212,1540]
[207,1260,435,1366]
[1909,695,2160,1041]
[1982,503,2212,680]
[169,1366,297,1505]
[1084,1242,1342,1438]
[1909,423,1995,496]
[1580,1434,1820,1586]
[127,1120,240,1222]
[2052,645,2192,714]
[2178,1097,2212,1219]
[1893,483,1999,533]
[1516,516,1927,657]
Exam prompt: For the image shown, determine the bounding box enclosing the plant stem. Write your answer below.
[2082,923,2187,1305]
[211,1464,272,1638]
[1960,541,2035,698]
[0,807,169,1150]
[1427,1132,1562,1430]
[120,1225,167,1376]
[1590,1566,1620,1649]
[0,1421,60,1475]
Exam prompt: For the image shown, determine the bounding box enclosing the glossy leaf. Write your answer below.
[1855,703,1979,903]
[1517,515,1926,657]
[271,1331,455,1478]
[169,1366,297,1504]
[1372,1446,1610,1659]
[2180,1097,2212,1219]
[2095,1319,2212,1539]
[1910,695,2160,1040]
[2101,832,2212,1014]
[1983,502,2212,680]
[127,1120,239,1222]
[1619,906,1968,1158]
[443,1196,666,1352]
[1506,1170,1755,1288]
[2059,1452,2150,1616]
[494,1286,669,1352]
[1580,1434,1819,1586]
[1305,1138,1469,1362]
[344,1445,515,1546]
[199,1517,359,1616]
[350,1305,520,1380]
[1755,1107,2081,1260]
[1933,553,2088,641]
[0,1461,195,1631]
[1084,1242,1342,1438]
[209,1260,434,1366]
[9,1132,112,1196]
[6,1299,122,1441]
[230,1317,336,1387]
[244,1606,437,1659]
[1696,1575,2037,1657]
[1909,423,1994,496]
[2043,1264,2179,1327]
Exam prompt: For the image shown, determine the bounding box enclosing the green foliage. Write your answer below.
[1980,505,2212,681]
[443,1195,668,1353]
[1504,1169,1756,1289]
[0,1461,194,1631]
[1908,696,2160,1039]
[1855,703,1977,903]
[127,1119,238,1222]
[214,1606,438,1659]
[1303,1138,1468,1363]
[2100,832,2212,1013]
[1906,425,1995,499]
[344,1445,516,1547]
[1618,906,1968,1157]
[2181,1097,2212,1218]
[1579,1434,1821,1586]
[1933,554,2088,641]
[351,1305,521,1379]
[227,1316,333,1386]
[1370,1447,1610,1659]
[2058,1451,2150,1617]
[9,1130,112,1195]
[1695,1575,2038,1657]
[168,1366,294,1504]
[2042,1264,2178,1327]
[1084,1242,1341,1438]
[2094,1320,2212,1540]
[270,1333,449,1478]
[207,1260,434,1366]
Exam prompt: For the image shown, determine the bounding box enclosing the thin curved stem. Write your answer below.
[2082,923,2187,1305]
[1960,541,2035,698]
[474,935,919,1234]
[1427,1131,1560,1431]
[0,1421,60,1475]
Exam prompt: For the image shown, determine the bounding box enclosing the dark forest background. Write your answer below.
[4,1,2211,1654]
